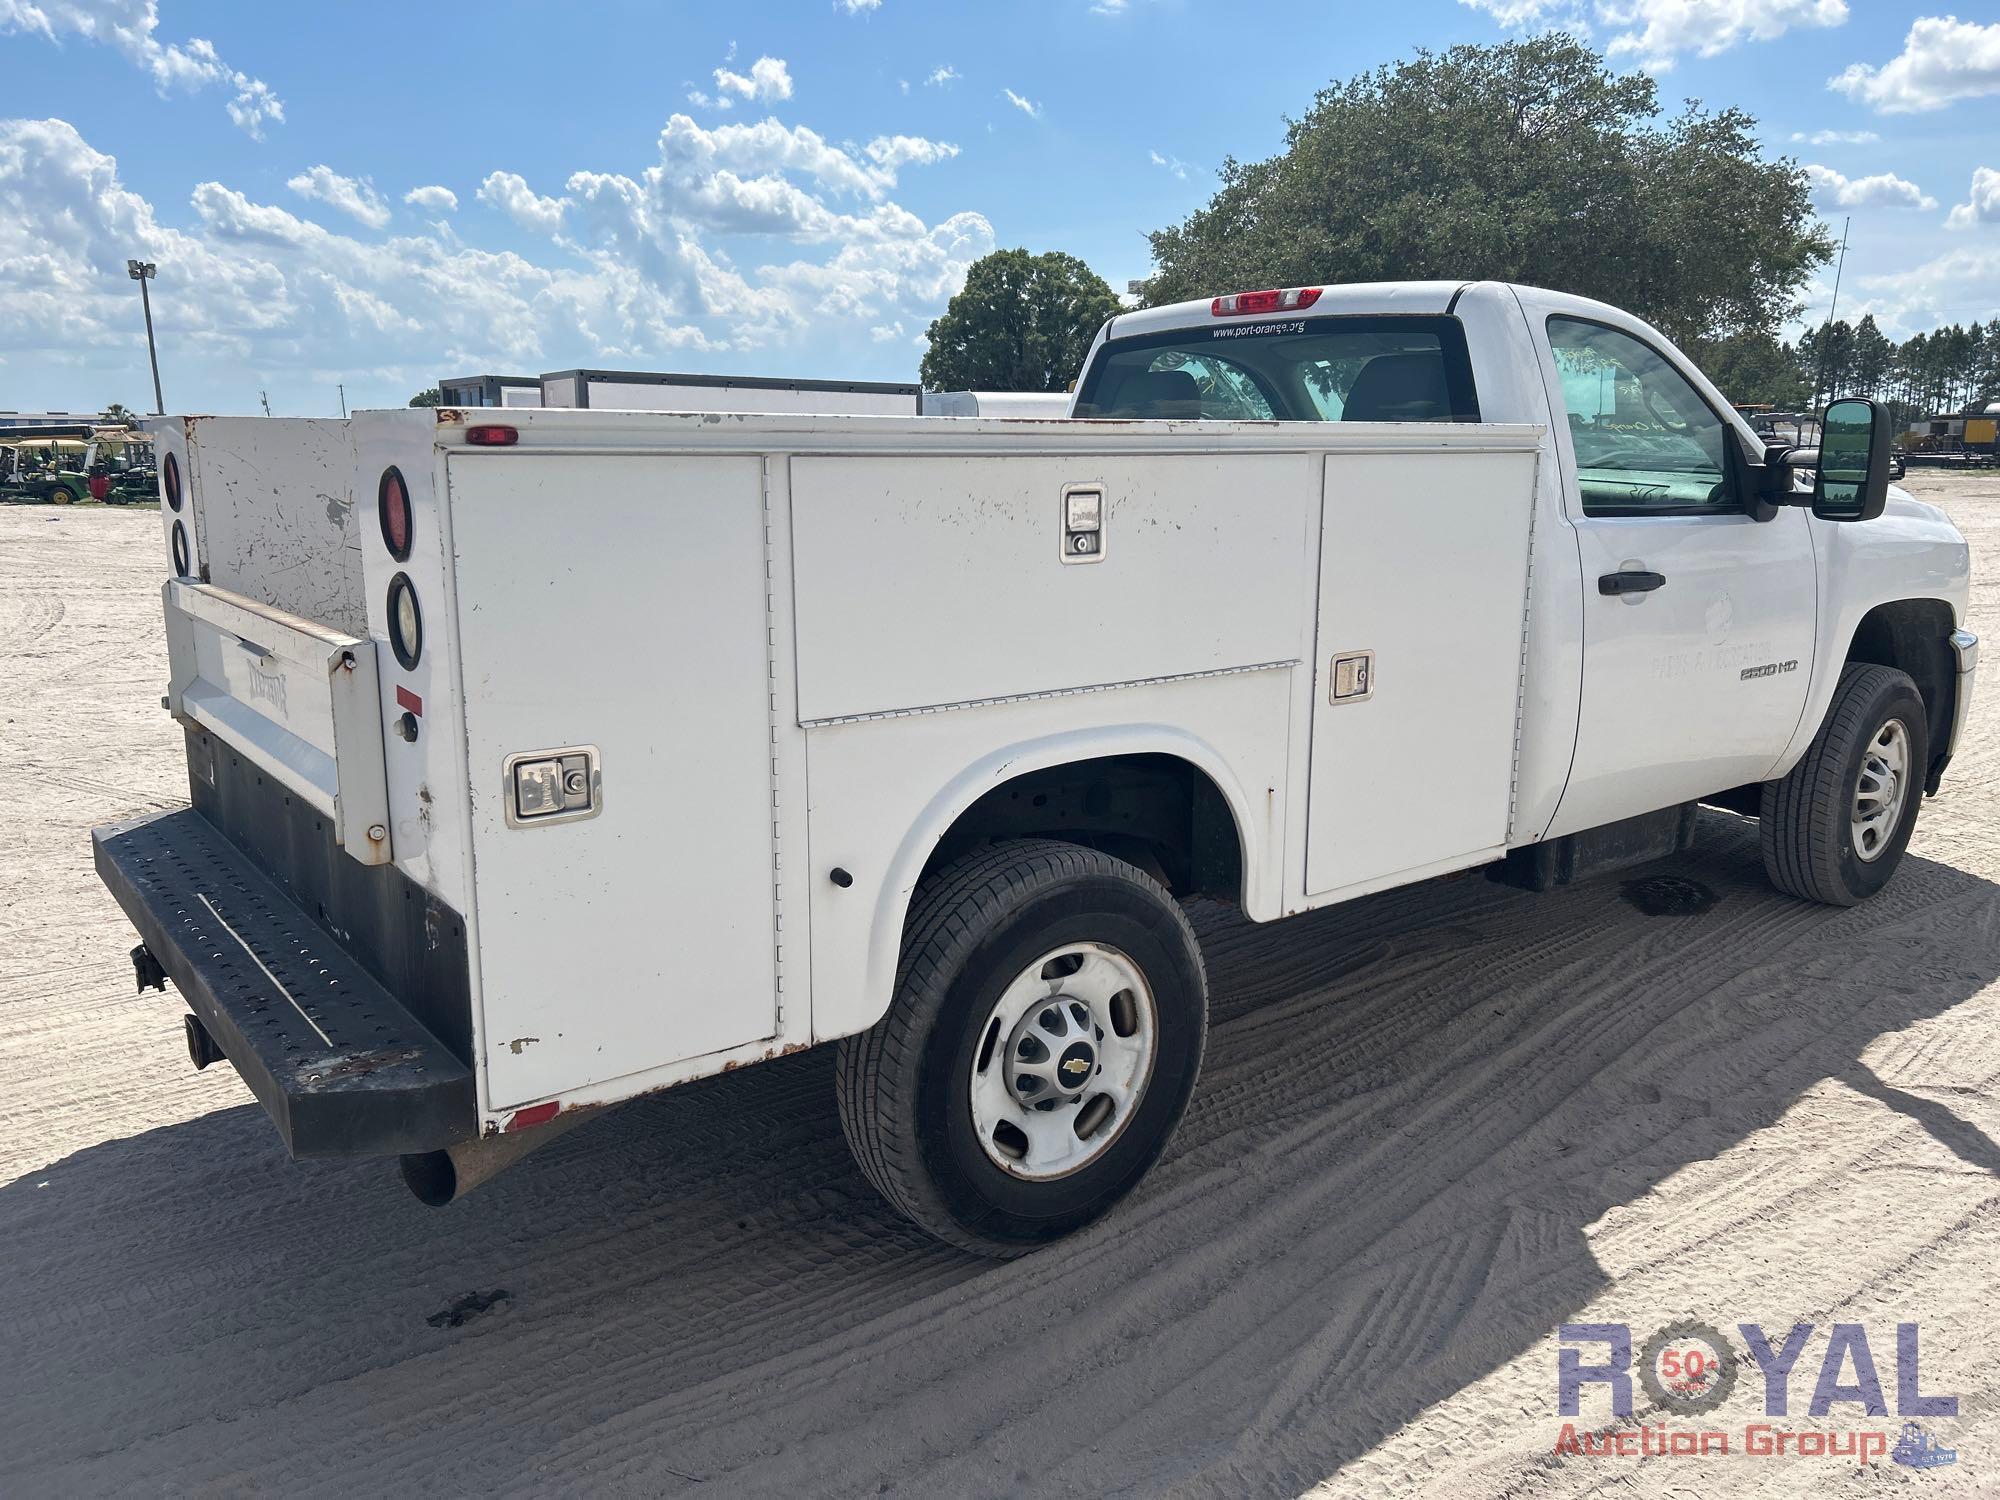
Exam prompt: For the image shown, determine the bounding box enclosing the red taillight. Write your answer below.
[465,424,519,446]
[378,466,412,560]
[506,1101,561,1132]
[1211,287,1322,317]
[162,451,182,511]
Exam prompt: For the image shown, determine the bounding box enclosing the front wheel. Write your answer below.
[1761,663,1929,906]
[836,839,1207,1257]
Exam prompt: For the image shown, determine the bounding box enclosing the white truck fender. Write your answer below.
[1768,494,1972,781]
[819,722,1271,1046]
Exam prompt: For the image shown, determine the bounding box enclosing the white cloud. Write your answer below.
[1601,0,1847,69]
[840,0,880,10]
[0,0,284,137]
[477,170,567,234]
[286,166,390,229]
[1149,149,1194,180]
[1804,163,1937,211]
[1459,0,1845,66]
[1790,129,1880,145]
[1456,0,1569,23]
[1946,166,2000,229]
[864,134,959,171]
[404,185,459,213]
[1093,0,1130,12]
[714,55,793,105]
[925,64,959,88]
[226,79,283,140]
[1003,88,1042,118]
[1831,16,2000,113]
[656,113,950,201]
[0,116,995,411]
[1836,241,2000,337]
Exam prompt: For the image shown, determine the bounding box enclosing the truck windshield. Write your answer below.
[1072,315,1480,423]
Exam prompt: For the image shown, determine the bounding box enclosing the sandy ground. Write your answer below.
[2,478,1997,1497]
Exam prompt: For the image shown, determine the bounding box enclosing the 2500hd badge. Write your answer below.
[1741,659,1799,681]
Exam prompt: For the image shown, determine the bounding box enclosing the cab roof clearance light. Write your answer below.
[1211,287,1323,317]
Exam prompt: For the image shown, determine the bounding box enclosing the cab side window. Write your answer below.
[1548,318,1736,514]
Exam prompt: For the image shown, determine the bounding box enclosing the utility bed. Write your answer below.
[123,403,1542,1160]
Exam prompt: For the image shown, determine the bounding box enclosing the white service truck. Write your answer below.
[97,281,1977,1255]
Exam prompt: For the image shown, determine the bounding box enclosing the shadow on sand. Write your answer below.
[5,814,1997,1495]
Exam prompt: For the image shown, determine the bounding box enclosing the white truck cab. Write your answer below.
[95,280,1976,1255]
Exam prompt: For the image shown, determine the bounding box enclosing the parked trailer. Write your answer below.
[96,281,1975,1255]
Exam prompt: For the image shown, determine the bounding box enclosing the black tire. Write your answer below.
[1761,663,1928,906]
[835,839,1207,1257]
[47,485,77,506]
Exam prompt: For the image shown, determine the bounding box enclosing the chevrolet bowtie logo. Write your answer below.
[1061,1057,1090,1078]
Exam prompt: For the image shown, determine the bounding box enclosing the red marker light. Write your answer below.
[506,1101,562,1132]
[465,425,519,447]
[378,466,412,560]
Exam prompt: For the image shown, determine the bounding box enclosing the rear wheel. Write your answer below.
[836,839,1207,1256]
[47,485,77,505]
[1761,663,1928,906]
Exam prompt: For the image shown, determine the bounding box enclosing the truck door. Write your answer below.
[1538,314,1816,838]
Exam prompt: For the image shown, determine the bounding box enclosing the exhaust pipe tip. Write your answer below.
[400,1150,459,1207]
[399,1107,590,1207]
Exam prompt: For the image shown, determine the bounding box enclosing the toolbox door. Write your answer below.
[447,453,779,1111]
[1305,448,1538,896]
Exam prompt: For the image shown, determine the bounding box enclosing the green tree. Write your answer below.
[408,386,443,408]
[921,249,1122,392]
[99,401,135,425]
[1799,319,1856,402]
[1847,315,1893,397]
[1136,35,1832,347]
[1692,330,1810,408]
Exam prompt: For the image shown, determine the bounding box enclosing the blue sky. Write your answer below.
[1,0,1994,416]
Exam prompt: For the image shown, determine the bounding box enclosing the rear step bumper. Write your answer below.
[92,808,475,1158]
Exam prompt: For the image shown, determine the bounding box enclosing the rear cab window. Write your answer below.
[1072,316,1481,424]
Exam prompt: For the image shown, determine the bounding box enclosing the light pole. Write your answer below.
[126,258,164,415]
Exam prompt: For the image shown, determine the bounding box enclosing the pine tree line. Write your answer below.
[1793,317,2000,427]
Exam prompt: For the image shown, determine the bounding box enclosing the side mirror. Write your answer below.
[1811,398,1892,522]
